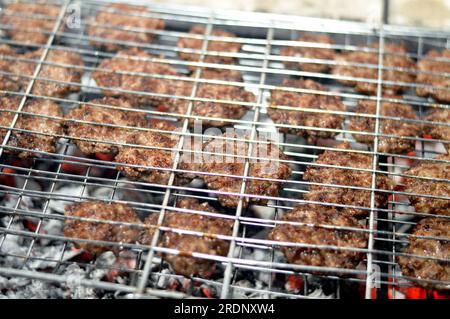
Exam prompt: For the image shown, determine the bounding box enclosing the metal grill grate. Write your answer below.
[0,0,448,299]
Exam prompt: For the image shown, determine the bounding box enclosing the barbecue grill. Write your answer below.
[0,0,449,300]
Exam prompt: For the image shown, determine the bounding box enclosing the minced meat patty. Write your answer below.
[0,45,22,93]
[303,142,392,217]
[416,49,450,103]
[348,99,421,154]
[268,79,345,143]
[280,33,336,73]
[1,3,63,45]
[424,108,450,152]
[141,198,233,278]
[1,96,63,158]
[178,26,241,69]
[269,204,368,271]
[332,43,416,95]
[65,97,146,155]
[88,3,165,52]
[398,217,450,290]
[64,201,141,256]
[404,154,450,217]
[199,67,243,82]
[201,132,292,208]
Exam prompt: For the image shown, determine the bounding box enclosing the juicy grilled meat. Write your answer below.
[424,108,450,152]
[332,43,416,95]
[142,198,233,278]
[65,97,146,155]
[268,79,345,143]
[88,3,165,52]
[64,201,141,256]
[202,132,292,208]
[416,49,450,103]
[269,204,368,271]
[404,154,450,216]
[348,99,421,154]
[303,142,392,217]
[280,34,336,73]
[398,218,450,290]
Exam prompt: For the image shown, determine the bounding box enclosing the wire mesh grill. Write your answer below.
[0,0,448,299]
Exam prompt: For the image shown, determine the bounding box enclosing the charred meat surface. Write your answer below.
[88,3,165,52]
[269,79,345,142]
[404,154,450,216]
[0,96,63,158]
[269,204,368,270]
[64,201,141,256]
[398,218,450,290]
[303,142,392,217]
[280,34,336,73]
[202,132,292,208]
[332,43,416,95]
[0,3,63,45]
[416,49,450,103]
[178,26,241,69]
[424,108,450,152]
[142,198,233,278]
[66,97,146,155]
[348,99,421,154]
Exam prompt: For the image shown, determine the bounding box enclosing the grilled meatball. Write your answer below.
[1,3,63,45]
[0,45,22,93]
[1,96,63,158]
[303,142,392,217]
[416,49,450,103]
[332,43,416,95]
[348,99,420,154]
[269,204,368,271]
[88,3,165,52]
[202,132,292,208]
[280,34,336,73]
[64,201,141,256]
[404,154,450,216]
[424,108,450,152]
[142,198,233,278]
[92,48,178,105]
[66,97,146,155]
[178,26,240,70]
[398,218,450,290]
[268,79,345,143]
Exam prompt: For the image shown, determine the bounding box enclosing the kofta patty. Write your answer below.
[268,79,345,142]
[398,218,450,290]
[303,142,392,217]
[280,33,336,73]
[424,108,450,152]
[201,132,292,208]
[64,201,141,256]
[141,198,233,278]
[65,97,146,155]
[269,204,368,270]
[416,49,450,103]
[404,154,450,216]
[348,99,421,154]
[88,3,165,52]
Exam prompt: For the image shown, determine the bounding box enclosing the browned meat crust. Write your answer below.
[398,218,450,290]
[332,43,416,95]
[178,26,241,69]
[1,96,63,158]
[269,204,368,271]
[424,108,450,152]
[416,49,450,103]
[64,201,141,256]
[142,198,233,278]
[88,4,165,52]
[404,154,450,216]
[0,3,63,45]
[280,34,336,73]
[201,132,292,208]
[65,97,146,155]
[268,79,345,142]
[303,142,392,217]
[348,99,421,154]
